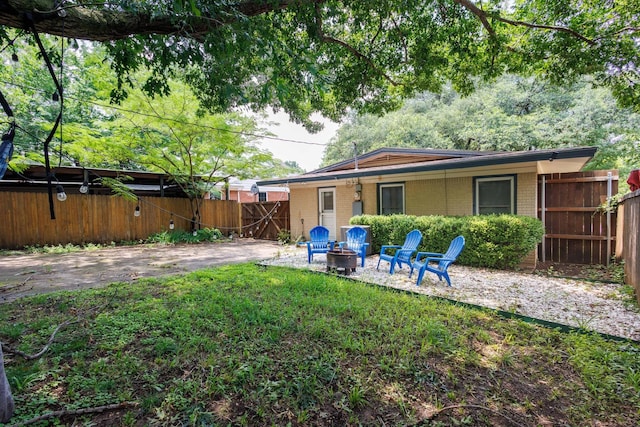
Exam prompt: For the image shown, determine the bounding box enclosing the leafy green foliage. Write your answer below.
[0,242,109,256]
[99,176,137,202]
[324,75,640,177]
[461,215,544,268]
[276,229,291,245]
[351,214,544,269]
[1,264,638,425]
[0,37,298,181]
[2,1,639,128]
[145,228,224,244]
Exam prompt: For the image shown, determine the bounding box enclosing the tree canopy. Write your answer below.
[1,0,639,128]
[322,75,640,175]
[0,37,292,175]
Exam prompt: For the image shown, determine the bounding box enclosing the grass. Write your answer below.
[1,263,639,426]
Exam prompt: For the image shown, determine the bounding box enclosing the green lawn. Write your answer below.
[1,264,639,426]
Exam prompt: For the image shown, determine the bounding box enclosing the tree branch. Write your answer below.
[0,275,33,296]
[390,15,408,63]
[453,0,596,45]
[0,0,313,41]
[2,318,78,360]
[2,302,104,360]
[413,404,525,427]
[6,401,138,427]
[494,16,595,45]
[595,26,640,41]
[452,0,495,36]
[313,4,398,86]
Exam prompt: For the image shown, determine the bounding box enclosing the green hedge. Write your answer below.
[350,214,544,269]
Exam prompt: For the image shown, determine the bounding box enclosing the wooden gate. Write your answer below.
[241,201,290,240]
[538,170,618,265]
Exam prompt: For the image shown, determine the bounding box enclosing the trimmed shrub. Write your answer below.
[350,214,544,269]
[146,227,224,244]
[459,215,544,268]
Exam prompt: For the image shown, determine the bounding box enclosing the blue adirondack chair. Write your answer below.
[409,236,465,286]
[338,226,369,267]
[305,226,335,263]
[376,229,422,274]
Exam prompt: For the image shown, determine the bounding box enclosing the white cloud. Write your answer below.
[257,111,341,172]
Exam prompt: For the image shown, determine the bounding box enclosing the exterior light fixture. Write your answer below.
[56,184,67,201]
[79,179,89,194]
[169,215,175,230]
[134,204,141,217]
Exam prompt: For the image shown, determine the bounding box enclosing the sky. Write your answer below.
[257,111,342,172]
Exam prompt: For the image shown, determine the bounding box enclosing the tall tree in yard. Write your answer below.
[102,81,282,230]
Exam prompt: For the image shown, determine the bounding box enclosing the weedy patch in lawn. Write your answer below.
[1,263,639,426]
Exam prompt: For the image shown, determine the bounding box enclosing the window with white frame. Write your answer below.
[474,176,515,214]
[379,183,405,215]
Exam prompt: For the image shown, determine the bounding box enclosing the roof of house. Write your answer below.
[257,146,598,185]
[311,147,500,174]
[214,178,289,193]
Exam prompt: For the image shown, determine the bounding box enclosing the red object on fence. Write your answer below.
[628,169,640,192]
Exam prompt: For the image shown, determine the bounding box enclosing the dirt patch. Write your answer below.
[0,239,284,303]
[534,261,622,283]
[1,242,624,305]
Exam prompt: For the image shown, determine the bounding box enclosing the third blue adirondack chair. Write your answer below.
[376,229,422,274]
[409,235,465,286]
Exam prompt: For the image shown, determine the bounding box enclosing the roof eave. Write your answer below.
[257,147,597,186]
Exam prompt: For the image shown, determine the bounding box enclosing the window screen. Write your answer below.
[379,184,404,215]
[475,176,515,214]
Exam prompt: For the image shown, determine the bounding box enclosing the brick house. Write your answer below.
[257,147,597,247]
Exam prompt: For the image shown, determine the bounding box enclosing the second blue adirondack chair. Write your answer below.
[338,226,369,267]
[409,235,465,286]
[376,229,422,274]
[305,226,335,263]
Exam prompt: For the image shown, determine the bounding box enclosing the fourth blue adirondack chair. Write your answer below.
[409,236,465,286]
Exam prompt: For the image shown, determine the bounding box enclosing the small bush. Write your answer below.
[146,228,224,244]
[277,229,292,245]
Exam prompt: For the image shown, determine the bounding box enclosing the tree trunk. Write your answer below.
[0,344,15,423]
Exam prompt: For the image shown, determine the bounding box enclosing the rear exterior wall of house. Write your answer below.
[288,172,538,256]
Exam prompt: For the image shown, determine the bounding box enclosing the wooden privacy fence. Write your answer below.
[0,192,240,249]
[538,170,618,265]
[241,201,290,240]
[618,190,640,305]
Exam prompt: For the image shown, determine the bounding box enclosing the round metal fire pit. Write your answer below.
[326,249,358,275]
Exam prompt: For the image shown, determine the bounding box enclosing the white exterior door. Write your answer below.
[318,188,337,240]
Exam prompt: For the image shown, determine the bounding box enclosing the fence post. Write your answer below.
[607,171,612,266]
[541,175,546,263]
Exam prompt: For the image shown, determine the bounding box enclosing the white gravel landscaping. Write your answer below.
[262,245,640,341]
